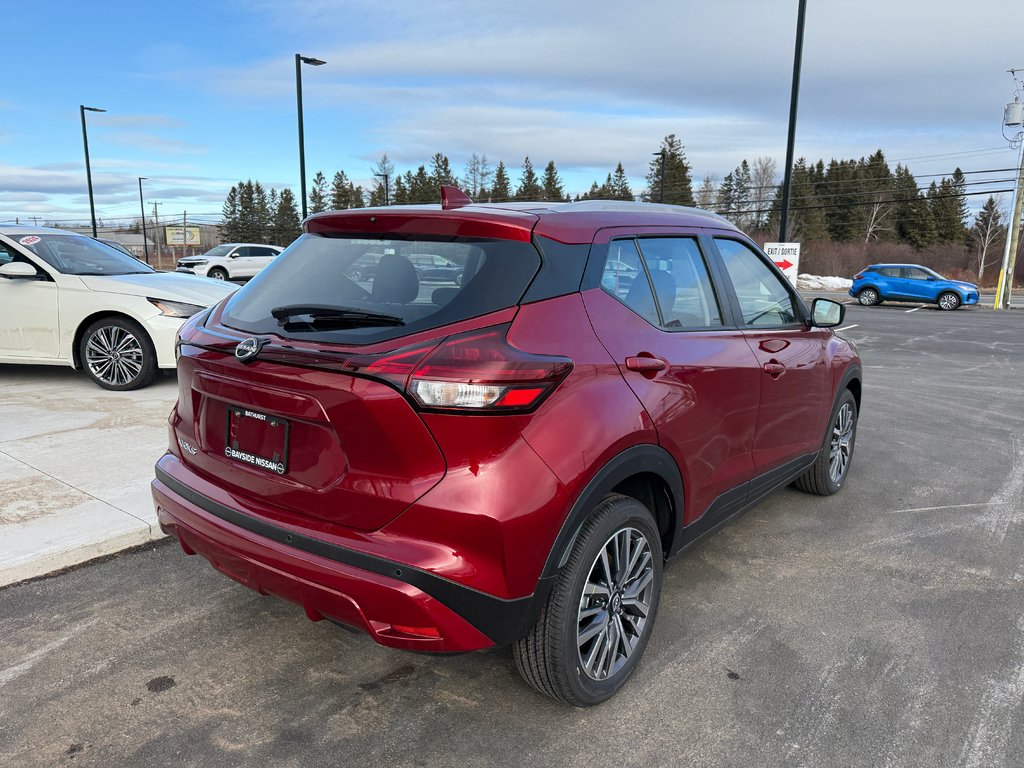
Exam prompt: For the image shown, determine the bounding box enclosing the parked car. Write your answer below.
[95,238,138,259]
[343,252,384,282]
[407,252,464,284]
[176,243,283,281]
[0,226,236,390]
[153,193,861,706]
[850,264,979,310]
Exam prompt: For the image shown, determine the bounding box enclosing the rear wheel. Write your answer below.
[794,389,858,496]
[937,291,961,311]
[79,317,157,391]
[513,494,662,706]
[207,267,229,280]
[857,288,880,306]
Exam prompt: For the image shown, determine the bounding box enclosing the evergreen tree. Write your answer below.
[272,188,302,246]
[893,165,935,248]
[253,182,271,242]
[221,185,241,242]
[391,175,409,205]
[329,170,363,209]
[350,185,365,208]
[429,153,456,199]
[609,162,632,201]
[822,159,861,242]
[769,158,827,241]
[645,134,694,205]
[490,161,512,201]
[309,171,327,213]
[580,181,602,200]
[541,160,565,201]
[716,172,736,218]
[732,160,753,229]
[516,156,542,200]
[929,178,966,244]
[236,180,257,242]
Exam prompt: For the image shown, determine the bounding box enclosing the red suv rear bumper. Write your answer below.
[152,457,501,653]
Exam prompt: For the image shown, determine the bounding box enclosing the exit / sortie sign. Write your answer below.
[763,242,801,284]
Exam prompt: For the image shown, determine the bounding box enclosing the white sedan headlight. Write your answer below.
[148,298,206,318]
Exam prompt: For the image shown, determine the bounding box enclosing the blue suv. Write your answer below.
[849,264,979,311]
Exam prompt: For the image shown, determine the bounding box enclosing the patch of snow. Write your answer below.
[797,274,853,291]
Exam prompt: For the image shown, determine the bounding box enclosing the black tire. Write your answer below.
[857,287,880,306]
[794,389,858,496]
[937,291,961,311]
[79,317,158,391]
[207,267,229,280]
[513,494,663,706]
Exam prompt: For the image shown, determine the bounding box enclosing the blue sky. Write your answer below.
[2,0,1021,227]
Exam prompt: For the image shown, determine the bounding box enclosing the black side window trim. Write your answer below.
[706,234,810,328]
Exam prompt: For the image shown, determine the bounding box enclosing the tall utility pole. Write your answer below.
[295,53,326,220]
[778,0,808,242]
[80,105,106,238]
[138,177,149,263]
[152,202,162,268]
[374,172,390,206]
[995,75,1024,309]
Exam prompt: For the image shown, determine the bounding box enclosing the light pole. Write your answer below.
[778,0,808,242]
[996,86,1024,309]
[295,53,326,220]
[80,105,106,237]
[652,151,666,203]
[138,177,149,263]
[374,172,390,206]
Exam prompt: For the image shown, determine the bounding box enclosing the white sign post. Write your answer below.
[763,242,801,285]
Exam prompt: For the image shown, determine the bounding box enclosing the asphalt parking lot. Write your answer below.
[2,300,1023,767]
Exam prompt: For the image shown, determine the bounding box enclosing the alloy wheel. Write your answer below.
[938,293,959,310]
[829,403,855,484]
[577,527,654,681]
[858,289,877,306]
[85,325,145,387]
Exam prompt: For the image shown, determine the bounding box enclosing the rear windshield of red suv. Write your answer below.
[219,233,541,345]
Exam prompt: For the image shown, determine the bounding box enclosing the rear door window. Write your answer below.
[635,238,722,329]
[220,234,541,345]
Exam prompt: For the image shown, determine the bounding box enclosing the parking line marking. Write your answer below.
[905,305,925,313]
[836,324,858,331]
[893,501,1010,514]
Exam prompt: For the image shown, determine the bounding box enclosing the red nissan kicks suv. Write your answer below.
[153,189,861,706]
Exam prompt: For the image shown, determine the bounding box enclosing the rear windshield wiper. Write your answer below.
[270,304,405,329]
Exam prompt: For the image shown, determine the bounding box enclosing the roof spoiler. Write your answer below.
[441,185,473,210]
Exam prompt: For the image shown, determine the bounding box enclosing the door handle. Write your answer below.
[763,361,786,377]
[625,356,667,373]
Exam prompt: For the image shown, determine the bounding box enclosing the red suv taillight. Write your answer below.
[342,324,572,413]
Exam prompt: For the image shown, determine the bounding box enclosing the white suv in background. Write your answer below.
[176,243,283,281]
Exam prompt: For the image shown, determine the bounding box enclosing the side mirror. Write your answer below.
[0,262,41,279]
[811,298,844,328]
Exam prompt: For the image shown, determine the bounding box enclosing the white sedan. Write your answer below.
[0,226,237,390]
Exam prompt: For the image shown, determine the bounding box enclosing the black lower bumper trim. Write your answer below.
[154,465,543,646]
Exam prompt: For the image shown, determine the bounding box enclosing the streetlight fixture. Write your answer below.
[138,177,149,263]
[80,105,106,238]
[295,53,326,220]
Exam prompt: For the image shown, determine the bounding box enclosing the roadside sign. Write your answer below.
[164,226,201,247]
[764,242,801,284]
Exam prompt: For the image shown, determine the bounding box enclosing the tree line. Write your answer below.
[218,133,1012,283]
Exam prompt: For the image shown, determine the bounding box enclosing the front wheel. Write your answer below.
[513,494,663,706]
[857,288,880,306]
[207,267,229,280]
[937,291,961,311]
[79,317,157,391]
[794,389,858,496]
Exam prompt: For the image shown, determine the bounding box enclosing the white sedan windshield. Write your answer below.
[14,234,153,276]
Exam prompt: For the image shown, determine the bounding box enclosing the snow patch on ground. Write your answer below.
[797,274,853,291]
